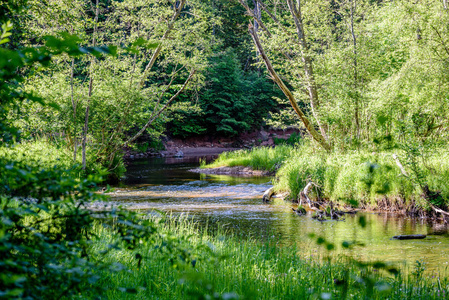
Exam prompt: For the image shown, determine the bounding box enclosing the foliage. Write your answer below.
[0,139,109,177]
[168,49,278,137]
[166,103,207,138]
[239,0,449,151]
[273,132,302,146]
[12,0,213,179]
[206,145,293,172]
[0,18,191,299]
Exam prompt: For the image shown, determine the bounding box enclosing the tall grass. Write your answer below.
[87,216,447,299]
[205,145,294,172]
[206,145,449,207]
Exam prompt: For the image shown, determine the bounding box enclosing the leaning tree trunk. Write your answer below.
[350,0,361,140]
[139,0,186,87]
[248,24,331,151]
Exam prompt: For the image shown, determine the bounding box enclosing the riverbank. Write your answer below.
[87,215,448,299]
[203,145,449,219]
[123,127,301,160]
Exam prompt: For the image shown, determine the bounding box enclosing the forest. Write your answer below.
[1,0,449,299]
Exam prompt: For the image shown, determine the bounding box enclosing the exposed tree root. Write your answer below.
[262,187,275,203]
[297,181,356,221]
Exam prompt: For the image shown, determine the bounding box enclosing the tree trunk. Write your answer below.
[70,58,77,163]
[286,0,328,140]
[248,24,331,151]
[252,0,261,71]
[82,0,99,170]
[252,0,261,32]
[350,0,360,140]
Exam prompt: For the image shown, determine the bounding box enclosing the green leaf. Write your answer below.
[0,38,10,45]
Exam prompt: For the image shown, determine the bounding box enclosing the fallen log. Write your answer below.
[392,234,426,240]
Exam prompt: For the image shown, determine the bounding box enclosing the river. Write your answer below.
[107,154,449,274]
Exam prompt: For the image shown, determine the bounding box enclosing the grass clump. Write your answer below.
[207,145,449,208]
[275,149,449,207]
[86,215,448,299]
[205,145,294,172]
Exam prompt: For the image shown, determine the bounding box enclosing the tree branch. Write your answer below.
[139,0,186,87]
[248,24,331,151]
[124,69,196,146]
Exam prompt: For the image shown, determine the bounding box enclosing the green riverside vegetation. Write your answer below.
[205,144,449,209]
[87,216,448,299]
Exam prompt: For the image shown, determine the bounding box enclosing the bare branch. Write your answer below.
[125,69,196,146]
[248,24,331,151]
[139,0,186,87]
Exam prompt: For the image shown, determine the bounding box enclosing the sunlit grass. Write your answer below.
[206,145,449,207]
[0,138,106,177]
[204,145,294,172]
[87,215,448,299]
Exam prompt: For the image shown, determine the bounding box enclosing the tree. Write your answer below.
[16,0,213,180]
[239,0,331,151]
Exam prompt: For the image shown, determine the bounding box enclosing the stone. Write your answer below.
[259,130,269,141]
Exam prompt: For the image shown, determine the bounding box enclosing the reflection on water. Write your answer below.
[111,155,449,272]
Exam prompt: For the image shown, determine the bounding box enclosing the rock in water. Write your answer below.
[392,234,426,240]
[174,150,184,157]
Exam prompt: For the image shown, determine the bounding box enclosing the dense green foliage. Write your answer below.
[4,0,281,179]
[169,50,278,137]
[0,15,192,299]
[240,0,449,151]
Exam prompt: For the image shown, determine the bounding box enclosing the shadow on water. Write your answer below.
[109,155,449,272]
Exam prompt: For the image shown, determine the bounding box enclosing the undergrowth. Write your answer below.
[0,139,115,178]
[204,145,294,172]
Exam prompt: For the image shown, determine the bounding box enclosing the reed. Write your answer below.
[86,216,448,299]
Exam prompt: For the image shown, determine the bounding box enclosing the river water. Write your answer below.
[108,155,449,273]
